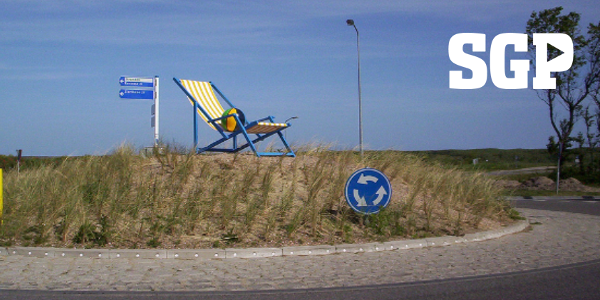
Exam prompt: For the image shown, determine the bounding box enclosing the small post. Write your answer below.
[1,168,3,225]
[556,142,563,195]
[16,149,22,174]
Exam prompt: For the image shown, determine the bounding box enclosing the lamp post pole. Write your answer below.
[347,19,363,159]
[285,116,298,140]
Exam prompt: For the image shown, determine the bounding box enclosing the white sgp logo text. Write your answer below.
[449,33,573,89]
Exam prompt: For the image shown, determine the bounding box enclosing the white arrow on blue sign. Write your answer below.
[119,77,154,87]
[344,168,392,214]
[119,89,154,100]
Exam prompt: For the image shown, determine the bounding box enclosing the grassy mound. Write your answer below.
[0,146,517,249]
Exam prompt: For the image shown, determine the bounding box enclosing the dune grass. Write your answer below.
[0,145,516,249]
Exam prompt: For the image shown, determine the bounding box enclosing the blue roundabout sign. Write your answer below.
[344,168,392,214]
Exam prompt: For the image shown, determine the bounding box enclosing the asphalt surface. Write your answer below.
[486,166,556,176]
[2,259,600,300]
[0,197,599,299]
[510,196,600,215]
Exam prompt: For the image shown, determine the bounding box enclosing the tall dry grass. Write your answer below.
[0,145,515,249]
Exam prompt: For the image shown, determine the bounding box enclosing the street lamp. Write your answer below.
[284,116,298,140]
[285,116,298,123]
[346,19,363,159]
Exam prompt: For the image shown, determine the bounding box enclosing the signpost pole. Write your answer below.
[16,149,22,174]
[154,76,160,147]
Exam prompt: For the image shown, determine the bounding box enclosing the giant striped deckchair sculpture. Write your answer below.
[173,78,295,157]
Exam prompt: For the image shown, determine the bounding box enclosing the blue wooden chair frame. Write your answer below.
[173,78,295,157]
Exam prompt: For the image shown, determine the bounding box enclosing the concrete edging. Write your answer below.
[0,220,529,260]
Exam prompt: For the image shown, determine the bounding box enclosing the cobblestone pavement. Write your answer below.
[0,208,599,292]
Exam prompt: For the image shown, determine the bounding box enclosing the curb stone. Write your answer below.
[225,247,282,259]
[167,249,226,259]
[283,245,335,256]
[0,220,528,260]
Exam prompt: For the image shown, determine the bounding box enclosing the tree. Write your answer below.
[590,23,600,174]
[578,107,598,172]
[526,7,600,189]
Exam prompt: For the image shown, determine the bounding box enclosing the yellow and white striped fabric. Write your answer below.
[179,79,289,134]
[180,80,225,130]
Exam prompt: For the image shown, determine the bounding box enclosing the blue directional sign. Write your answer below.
[344,168,392,214]
[119,89,154,100]
[119,76,154,87]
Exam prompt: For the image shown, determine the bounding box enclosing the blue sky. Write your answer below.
[1,0,599,156]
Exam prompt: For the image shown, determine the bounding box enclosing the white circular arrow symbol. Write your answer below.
[357,173,378,184]
[353,174,388,207]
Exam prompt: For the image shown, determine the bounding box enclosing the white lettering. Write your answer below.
[532,33,574,89]
[449,33,573,89]
[449,33,487,89]
[490,33,529,89]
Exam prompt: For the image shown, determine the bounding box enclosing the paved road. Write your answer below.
[512,197,600,215]
[2,259,600,300]
[0,198,599,299]
[487,166,555,176]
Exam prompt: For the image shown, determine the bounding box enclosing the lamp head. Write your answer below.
[346,19,354,26]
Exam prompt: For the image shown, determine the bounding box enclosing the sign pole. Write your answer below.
[1,168,3,225]
[154,76,160,147]
[16,149,22,174]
